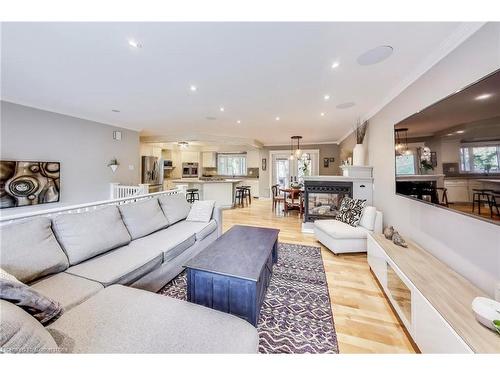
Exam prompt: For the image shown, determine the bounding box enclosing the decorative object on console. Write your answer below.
[335,197,366,227]
[391,231,408,248]
[383,225,395,239]
[0,160,60,209]
[352,119,368,166]
[471,297,500,334]
[107,158,119,173]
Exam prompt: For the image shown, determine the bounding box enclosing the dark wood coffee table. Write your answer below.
[185,225,279,326]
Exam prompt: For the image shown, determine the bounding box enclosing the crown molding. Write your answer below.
[360,22,486,124]
[262,140,340,147]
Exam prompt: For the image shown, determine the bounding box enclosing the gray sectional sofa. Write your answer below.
[0,192,259,353]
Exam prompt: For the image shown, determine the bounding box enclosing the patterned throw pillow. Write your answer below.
[335,197,366,227]
[0,268,63,325]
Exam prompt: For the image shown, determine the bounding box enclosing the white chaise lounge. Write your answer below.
[314,206,383,254]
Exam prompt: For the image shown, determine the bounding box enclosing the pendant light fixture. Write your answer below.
[394,128,408,155]
[291,136,303,159]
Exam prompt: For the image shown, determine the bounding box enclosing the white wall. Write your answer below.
[1,101,140,213]
[366,23,500,296]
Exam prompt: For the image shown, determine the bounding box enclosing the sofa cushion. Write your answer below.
[52,206,131,266]
[170,219,218,241]
[0,299,59,354]
[0,217,69,283]
[335,197,366,227]
[359,206,377,231]
[186,200,215,223]
[0,268,63,325]
[158,193,191,224]
[130,224,196,262]
[314,219,371,239]
[30,273,103,311]
[118,198,169,240]
[47,285,259,353]
[66,243,163,287]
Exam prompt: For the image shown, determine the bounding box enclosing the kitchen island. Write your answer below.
[171,178,243,208]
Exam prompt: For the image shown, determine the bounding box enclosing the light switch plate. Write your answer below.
[128,165,134,171]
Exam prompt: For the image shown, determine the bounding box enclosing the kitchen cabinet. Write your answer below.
[181,151,200,163]
[444,179,469,203]
[202,152,217,168]
[238,179,260,198]
[246,151,260,168]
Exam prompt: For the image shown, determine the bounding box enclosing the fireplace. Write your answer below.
[304,180,353,222]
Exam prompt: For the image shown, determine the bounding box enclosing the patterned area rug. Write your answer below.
[158,242,338,354]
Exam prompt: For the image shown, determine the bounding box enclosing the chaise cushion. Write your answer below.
[158,193,191,225]
[47,285,259,353]
[130,224,196,262]
[65,243,163,287]
[30,273,103,311]
[0,217,69,283]
[359,206,377,231]
[52,206,131,266]
[169,219,218,241]
[118,198,169,240]
[1,300,60,354]
[314,219,371,239]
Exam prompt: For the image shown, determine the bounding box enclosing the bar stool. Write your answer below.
[186,188,200,203]
[241,185,251,205]
[235,187,245,207]
[472,189,493,215]
[489,191,500,218]
[436,187,449,207]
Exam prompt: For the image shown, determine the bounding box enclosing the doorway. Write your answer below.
[270,149,319,189]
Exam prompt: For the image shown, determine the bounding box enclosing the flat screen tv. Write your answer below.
[394,69,500,225]
[0,160,60,209]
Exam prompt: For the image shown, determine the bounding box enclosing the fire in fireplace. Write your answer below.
[304,180,353,222]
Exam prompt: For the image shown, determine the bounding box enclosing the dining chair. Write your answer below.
[271,184,285,211]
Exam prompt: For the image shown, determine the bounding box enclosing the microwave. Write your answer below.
[163,160,173,168]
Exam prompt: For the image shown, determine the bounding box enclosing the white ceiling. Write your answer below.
[1,22,481,145]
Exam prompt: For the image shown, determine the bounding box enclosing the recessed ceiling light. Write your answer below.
[331,61,340,69]
[190,85,197,92]
[336,102,356,109]
[447,133,454,136]
[275,116,280,121]
[219,107,225,112]
[320,112,325,117]
[475,93,493,100]
[111,109,120,113]
[236,120,241,124]
[128,39,142,49]
[357,45,393,65]
[456,130,465,134]
[324,94,331,101]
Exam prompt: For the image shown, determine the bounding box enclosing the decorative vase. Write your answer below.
[352,143,365,166]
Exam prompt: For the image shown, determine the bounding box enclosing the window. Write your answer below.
[217,153,247,176]
[459,143,500,173]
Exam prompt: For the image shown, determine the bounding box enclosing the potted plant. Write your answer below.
[107,158,119,173]
[420,147,434,174]
[353,120,368,166]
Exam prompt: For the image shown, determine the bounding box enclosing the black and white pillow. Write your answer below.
[335,197,366,227]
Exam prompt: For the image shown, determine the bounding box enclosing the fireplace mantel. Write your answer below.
[304,175,373,182]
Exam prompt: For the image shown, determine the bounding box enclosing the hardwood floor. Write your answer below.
[222,199,417,354]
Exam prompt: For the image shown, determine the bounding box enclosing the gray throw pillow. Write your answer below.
[0,268,63,325]
[335,197,366,227]
[118,198,169,239]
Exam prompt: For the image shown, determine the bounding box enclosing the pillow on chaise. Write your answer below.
[335,197,366,227]
[359,206,377,231]
[186,200,216,223]
[0,268,63,325]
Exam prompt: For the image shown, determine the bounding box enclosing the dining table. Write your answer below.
[279,187,304,215]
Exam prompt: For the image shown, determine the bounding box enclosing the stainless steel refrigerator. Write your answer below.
[141,156,164,193]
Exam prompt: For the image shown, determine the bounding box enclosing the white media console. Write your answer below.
[367,233,500,353]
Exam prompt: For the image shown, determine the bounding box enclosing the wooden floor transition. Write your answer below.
[222,199,417,354]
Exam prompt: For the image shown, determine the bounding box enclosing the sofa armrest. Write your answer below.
[211,205,223,237]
